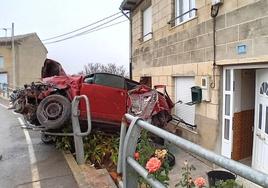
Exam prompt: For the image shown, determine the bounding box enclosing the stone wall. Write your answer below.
[130,0,268,153]
[17,35,47,87]
[0,34,47,88]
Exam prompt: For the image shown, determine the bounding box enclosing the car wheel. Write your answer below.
[37,94,71,129]
[41,132,54,144]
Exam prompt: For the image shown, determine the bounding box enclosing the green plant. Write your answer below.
[176,160,196,188]
[55,127,120,171]
[55,125,74,151]
[135,130,171,187]
[83,131,120,170]
[214,179,243,188]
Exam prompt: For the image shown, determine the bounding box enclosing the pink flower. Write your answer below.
[145,157,161,173]
[194,177,206,188]
[134,152,140,160]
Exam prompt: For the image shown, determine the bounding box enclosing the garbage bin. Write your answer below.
[207,170,236,186]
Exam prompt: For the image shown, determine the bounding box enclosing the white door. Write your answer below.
[175,77,195,125]
[222,69,234,158]
[252,69,268,173]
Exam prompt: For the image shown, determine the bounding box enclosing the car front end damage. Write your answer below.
[128,84,174,128]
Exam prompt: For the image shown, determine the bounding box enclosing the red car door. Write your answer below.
[79,73,128,125]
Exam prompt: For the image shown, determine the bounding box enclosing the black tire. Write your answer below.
[36,94,71,129]
[41,133,54,144]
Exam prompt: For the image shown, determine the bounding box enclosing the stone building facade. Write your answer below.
[121,0,268,172]
[0,33,47,88]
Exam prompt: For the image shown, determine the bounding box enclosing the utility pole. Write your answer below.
[11,23,16,89]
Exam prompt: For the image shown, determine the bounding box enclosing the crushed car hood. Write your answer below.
[42,58,67,78]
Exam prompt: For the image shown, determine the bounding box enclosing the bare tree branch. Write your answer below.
[80,63,128,77]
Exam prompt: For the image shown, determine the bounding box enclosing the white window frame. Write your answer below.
[0,56,4,69]
[175,0,196,25]
[142,5,152,42]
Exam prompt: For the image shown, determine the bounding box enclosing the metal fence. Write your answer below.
[117,114,268,188]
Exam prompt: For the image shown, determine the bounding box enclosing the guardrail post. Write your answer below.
[117,116,128,174]
[71,95,92,165]
[72,96,84,165]
[122,117,142,188]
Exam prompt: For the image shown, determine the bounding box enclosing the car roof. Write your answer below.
[86,72,139,84]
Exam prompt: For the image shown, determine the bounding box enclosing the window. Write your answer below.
[224,119,230,140]
[94,74,125,89]
[0,56,4,69]
[0,73,7,84]
[142,6,152,41]
[175,0,196,25]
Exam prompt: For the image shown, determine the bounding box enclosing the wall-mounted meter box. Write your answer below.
[212,0,223,5]
[201,76,211,102]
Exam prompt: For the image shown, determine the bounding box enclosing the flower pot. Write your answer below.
[207,170,236,186]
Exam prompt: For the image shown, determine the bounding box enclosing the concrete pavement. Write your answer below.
[0,100,78,188]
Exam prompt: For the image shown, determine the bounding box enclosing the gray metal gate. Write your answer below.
[117,113,268,188]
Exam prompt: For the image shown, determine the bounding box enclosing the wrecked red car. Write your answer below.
[11,59,174,131]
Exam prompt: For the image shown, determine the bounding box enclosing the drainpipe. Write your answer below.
[120,8,132,79]
[11,22,16,89]
[210,5,220,88]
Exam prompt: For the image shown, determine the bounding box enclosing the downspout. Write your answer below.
[210,5,220,88]
[120,8,132,79]
[11,22,16,89]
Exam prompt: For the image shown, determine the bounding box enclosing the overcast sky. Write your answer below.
[0,0,129,74]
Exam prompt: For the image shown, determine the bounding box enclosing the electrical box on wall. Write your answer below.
[212,0,223,6]
[201,76,211,102]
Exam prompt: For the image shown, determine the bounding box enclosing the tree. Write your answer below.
[79,63,128,77]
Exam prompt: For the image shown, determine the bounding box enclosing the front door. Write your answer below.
[222,68,234,158]
[252,69,268,173]
[80,73,128,125]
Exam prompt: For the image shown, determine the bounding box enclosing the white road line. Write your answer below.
[18,117,41,188]
[0,103,9,109]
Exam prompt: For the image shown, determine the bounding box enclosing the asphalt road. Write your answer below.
[0,100,78,188]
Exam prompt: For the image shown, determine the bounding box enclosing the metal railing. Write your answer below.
[117,114,268,188]
[168,8,197,25]
[43,95,92,164]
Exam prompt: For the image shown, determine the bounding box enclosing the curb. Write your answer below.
[63,151,117,188]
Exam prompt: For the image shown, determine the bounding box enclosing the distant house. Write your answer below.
[0,33,47,88]
[120,0,268,174]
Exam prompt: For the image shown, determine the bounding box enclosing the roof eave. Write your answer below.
[120,0,140,11]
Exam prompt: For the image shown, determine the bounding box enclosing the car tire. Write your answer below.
[37,94,71,129]
[41,132,54,144]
